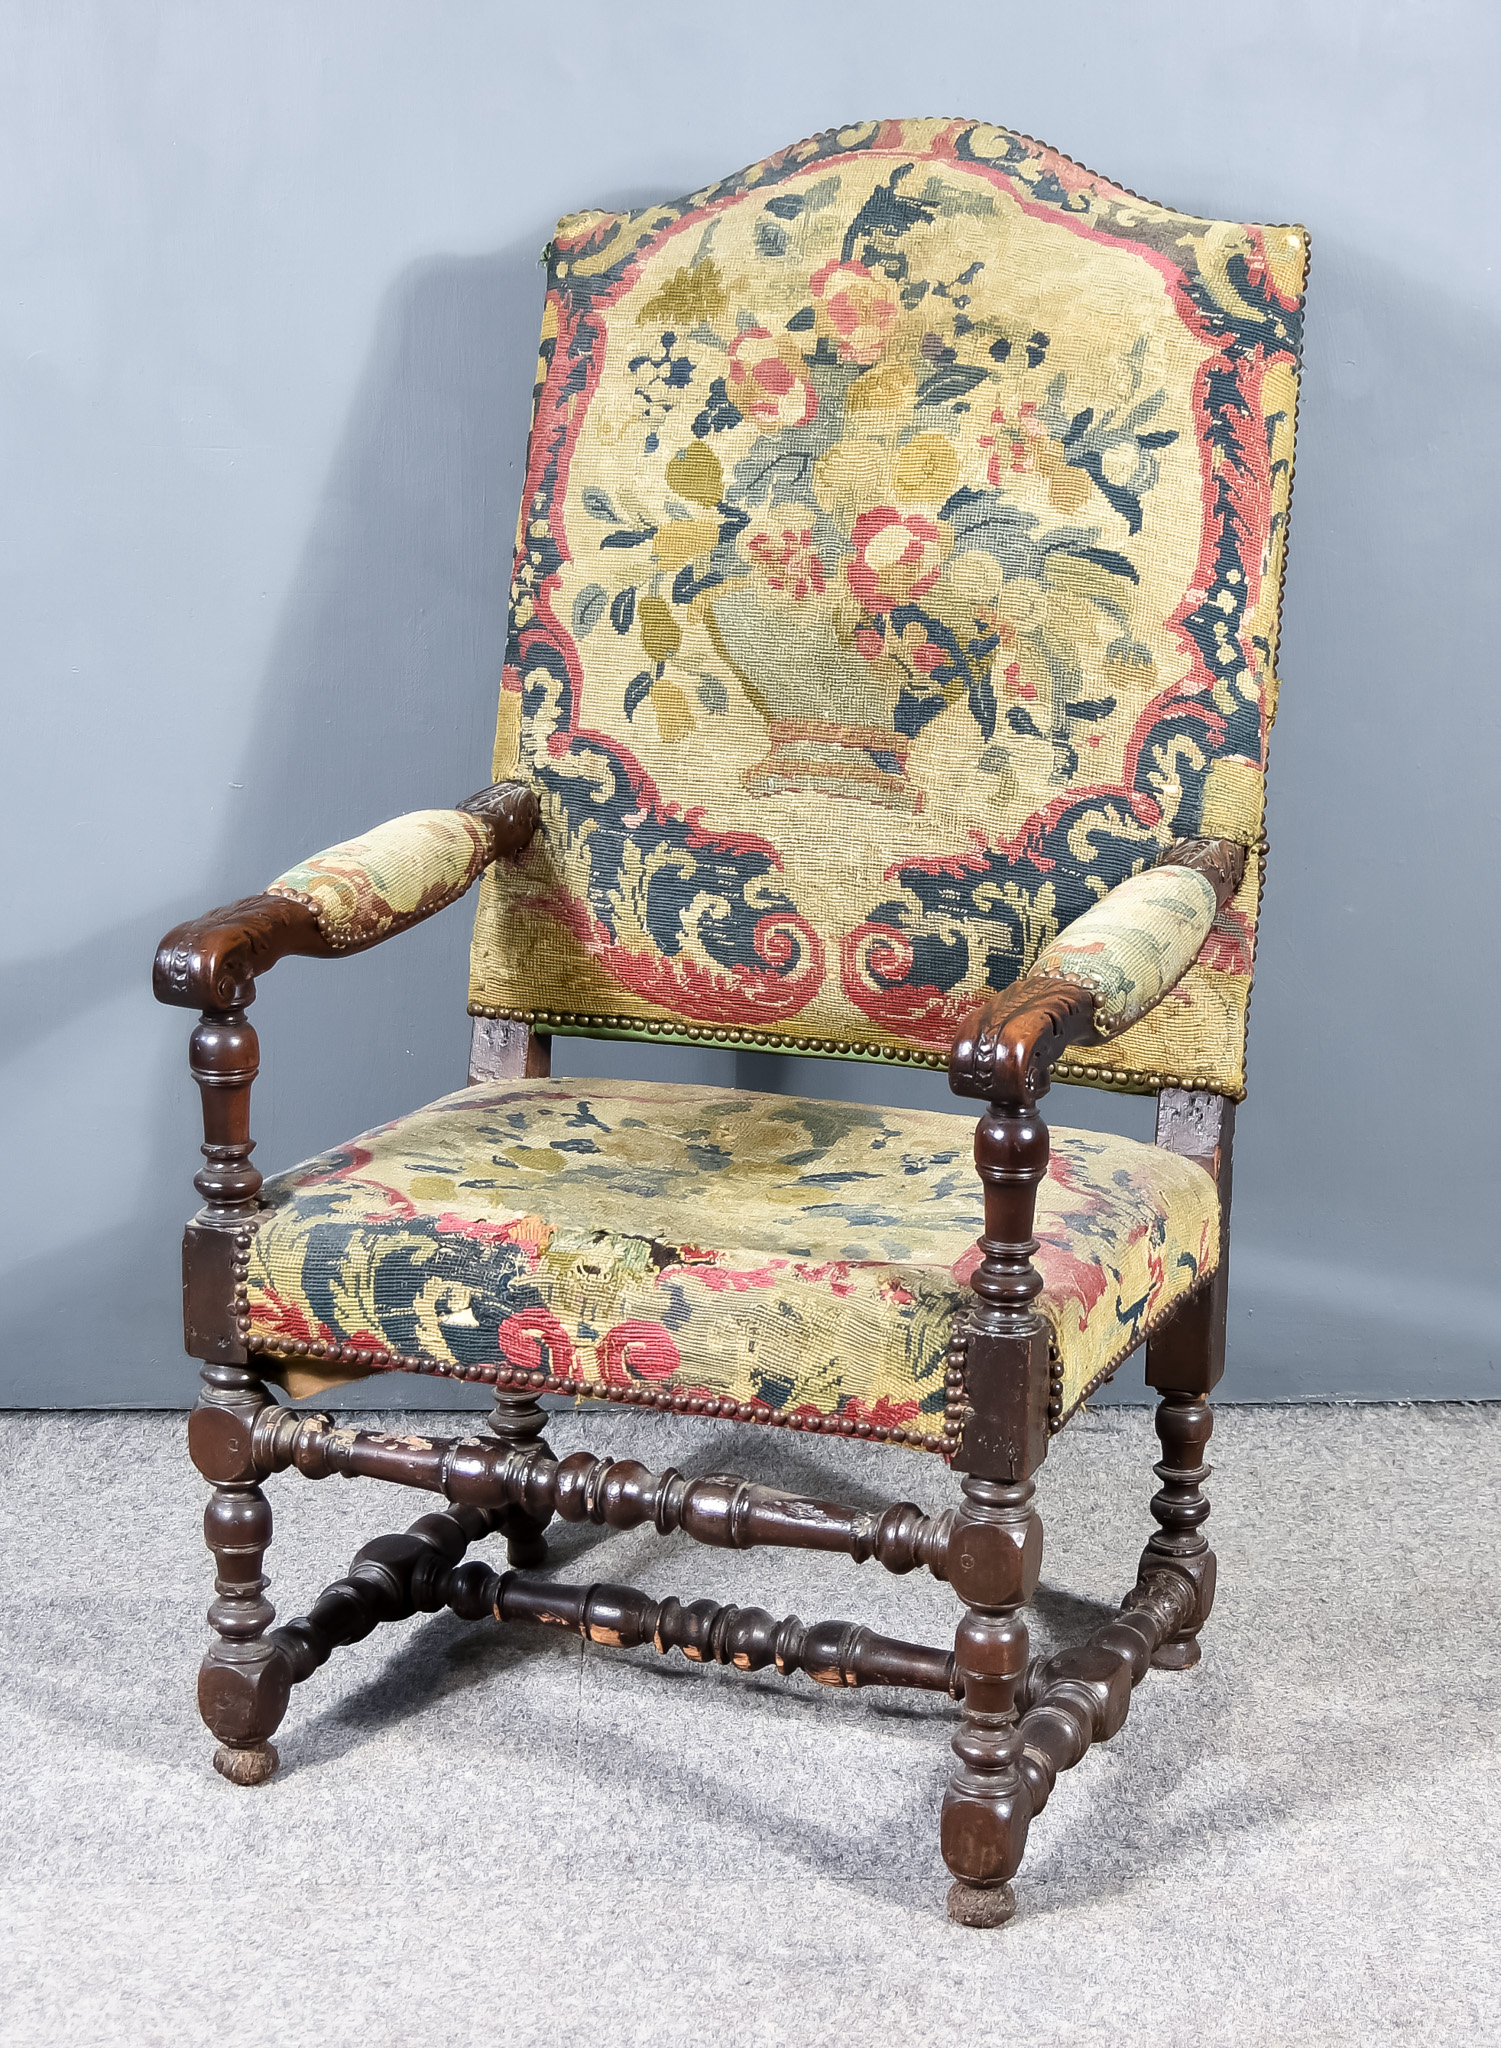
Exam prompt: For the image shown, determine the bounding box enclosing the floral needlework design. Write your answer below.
[243,1078,1220,1438]
[469,120,1307,1091]
[1033,865,1219,1032]
[271,811,492,950]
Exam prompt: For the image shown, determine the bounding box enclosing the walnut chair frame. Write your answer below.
[156,794,1242,1929]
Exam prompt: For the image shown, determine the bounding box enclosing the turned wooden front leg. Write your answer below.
[942,1099,1053,1927]
[188,1362,291,1783]
[943,1468,1043,1925]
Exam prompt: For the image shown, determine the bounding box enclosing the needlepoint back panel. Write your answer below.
[469,118,1307,1094]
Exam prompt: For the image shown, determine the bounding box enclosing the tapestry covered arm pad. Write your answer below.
[265,783,539,952]
[1030,864,1220,1035]
[153,781,538,1011]
[948,841,1242,1103]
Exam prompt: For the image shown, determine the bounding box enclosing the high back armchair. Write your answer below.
[155,119,1307,1926]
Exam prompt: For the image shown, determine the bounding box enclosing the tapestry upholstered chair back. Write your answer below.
[154,119,1310,1928]
[469,118,1306,1098]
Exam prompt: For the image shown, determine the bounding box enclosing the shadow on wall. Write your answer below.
[6,237,1499,1405]
[6,238,549,1405]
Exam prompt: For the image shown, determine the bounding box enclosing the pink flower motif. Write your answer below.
[792,1260,856,1298]
[600,1318,681,1383]
[810,260,900,364]
[727,327,817,429]
[979,401,1043,485]
[836,1392,922,1429]
[670,1262,784,1293]
[497,1307,576,1377]
[746,524,827,600]
[846,506,946,613]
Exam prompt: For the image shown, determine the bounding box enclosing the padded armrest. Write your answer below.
[154,780,538,1010]
[1030,865,1219,1035]
[268,810,492,950]
[949,839,1245,1103]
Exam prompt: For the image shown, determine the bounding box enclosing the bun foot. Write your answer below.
[213,1740,280,1786]
[1150,1636,1202,1671]
[946,1879,1016,1928]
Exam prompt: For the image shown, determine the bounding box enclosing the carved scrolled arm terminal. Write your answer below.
[155,895,331,1014]
[1158,834,1247,899]
[949,977,1101,1111]
[455,778,543,845]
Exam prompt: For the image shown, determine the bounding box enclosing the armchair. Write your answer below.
[153,118,1307,1926]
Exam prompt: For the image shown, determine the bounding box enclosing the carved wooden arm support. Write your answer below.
[154,781,540,1354]
[153,780,538,1012]
[942,839,1246,1485]
[948,838,1246,1110]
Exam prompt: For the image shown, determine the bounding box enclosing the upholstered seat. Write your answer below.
[244,1077,1218,1444]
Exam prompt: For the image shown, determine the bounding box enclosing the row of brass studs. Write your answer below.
[236,1234,1227,1459]
[1047,1352,1067,1434]
[1054,1059,1243,1100]
[469,1007,948,1066]
[242,1334,948,1453]
[266,883,480,956]
[468,1005,1247,1099]
[942,1319,968,1456]
[230,1222,258,1342]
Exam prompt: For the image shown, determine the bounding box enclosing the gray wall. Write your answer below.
[4,1,1497,1408]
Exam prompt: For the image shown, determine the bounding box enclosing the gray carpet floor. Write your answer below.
[2,1403,1498,2047]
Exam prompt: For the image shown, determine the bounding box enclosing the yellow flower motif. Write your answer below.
[650,678,696,743]
[812,439,892,526]
[893,432,960,505]
[637,259,729,329]
[639,596,682,661]
[665,441,724,508]
[654,518,722,573]
[1034,438,1093,513]
[846,361,918,417]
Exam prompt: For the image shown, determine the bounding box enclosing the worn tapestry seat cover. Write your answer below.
[469,118,1307,1096]
[245,1079,1219,1446]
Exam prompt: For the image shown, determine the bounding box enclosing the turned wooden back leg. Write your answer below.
[467,1019,560,1559]
[468,1017,551,1083]
[488,1390,554,1566]
[1137,1088,1235,1668]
